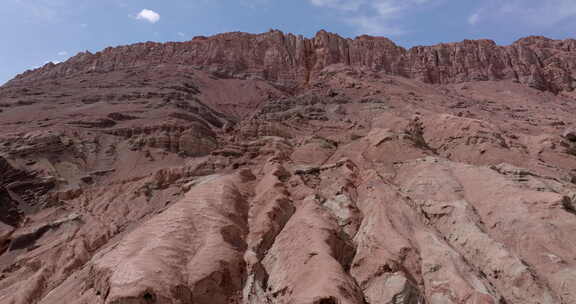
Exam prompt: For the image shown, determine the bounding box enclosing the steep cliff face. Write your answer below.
[7,30,576,93]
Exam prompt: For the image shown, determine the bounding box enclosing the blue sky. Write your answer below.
[2,0,576,85]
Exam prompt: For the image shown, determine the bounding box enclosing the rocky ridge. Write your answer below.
[8,30,576,93]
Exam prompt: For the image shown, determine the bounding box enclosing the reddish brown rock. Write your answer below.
[8,31,576,93]
[1,31,576,304]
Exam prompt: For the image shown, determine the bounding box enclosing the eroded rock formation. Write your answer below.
[0,30,576,303]
[9,30,576,93]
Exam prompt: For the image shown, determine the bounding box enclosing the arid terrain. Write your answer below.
[1,30,576,303]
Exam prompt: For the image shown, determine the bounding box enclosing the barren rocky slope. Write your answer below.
[1,30,576,303]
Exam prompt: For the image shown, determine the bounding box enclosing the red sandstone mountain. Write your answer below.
[10,30,576,93]
[1,30,576,304]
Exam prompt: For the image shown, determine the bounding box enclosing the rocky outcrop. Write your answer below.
[0,158,27,226]
[116,123,219,156]
[7,31,576,93]
[0,131,73,157]
[86,172,252,304]
[0,157,56,225]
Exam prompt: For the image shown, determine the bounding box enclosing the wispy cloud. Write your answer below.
[470,0,576,28]
[468,11,480,25]
[12,0,88,22]
[309,0,437,36]
[240,0,271,9]
[13,0,59,22]
[309,0,363,11]
[57,51,68,56]
[348,15,405,36]
[136,9,160,24]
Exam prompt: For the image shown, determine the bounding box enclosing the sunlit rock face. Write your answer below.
[1,30,576,304]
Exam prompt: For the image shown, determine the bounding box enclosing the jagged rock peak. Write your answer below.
[6,30,576,93]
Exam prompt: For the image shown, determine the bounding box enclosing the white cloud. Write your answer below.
[57,51,68,56]
[136,9,160,24]
[177,32,186,38]
[309,0,437,36]
[468,12,480,25]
